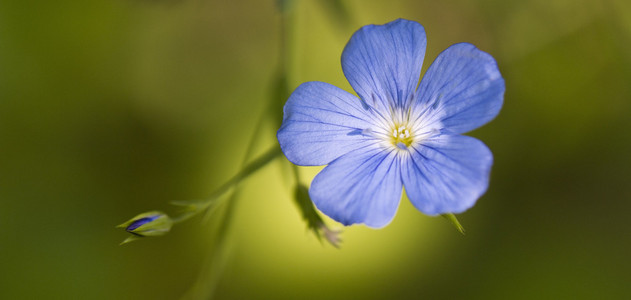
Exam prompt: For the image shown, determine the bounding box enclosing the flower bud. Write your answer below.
[294,184,342,247]
[117,211,173,244]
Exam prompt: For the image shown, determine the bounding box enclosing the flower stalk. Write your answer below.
[117,145,283,244]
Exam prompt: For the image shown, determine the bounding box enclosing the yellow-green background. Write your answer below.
[1,0,630,299]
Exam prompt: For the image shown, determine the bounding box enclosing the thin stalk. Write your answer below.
[208,145,282,202]
[172,145,282,224]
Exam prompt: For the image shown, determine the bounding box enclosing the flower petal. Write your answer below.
[402,134,493,215]
[413,43,505,134]
[277,81,378,166]
[342,19,427,112]
[309,146,403,228]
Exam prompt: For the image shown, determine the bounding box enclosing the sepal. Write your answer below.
[441,213,466,235]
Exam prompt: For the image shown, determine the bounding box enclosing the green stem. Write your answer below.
[291,164,301,184]
[208,145,282,200]
[172,145,283,224]
[178,145,282,299]
[195,118,274,298]
[182,3,294,297]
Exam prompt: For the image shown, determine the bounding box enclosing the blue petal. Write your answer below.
[413,43,505,134]
[277,81,378,166]
[402,134,493,215]
[126,216,159,231]
[309,145,403,228]
[342,19,427,112]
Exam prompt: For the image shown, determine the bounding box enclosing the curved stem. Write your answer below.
[209,145,282,201]
[172,145,283,224]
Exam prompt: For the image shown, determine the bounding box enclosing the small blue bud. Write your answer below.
[117,211,173,244]
[125,215,161,232]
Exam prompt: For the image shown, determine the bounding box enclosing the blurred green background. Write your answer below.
[1,0,630,299]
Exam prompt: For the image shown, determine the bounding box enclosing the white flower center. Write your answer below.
[366,104,439,152]
[390,124,414,148]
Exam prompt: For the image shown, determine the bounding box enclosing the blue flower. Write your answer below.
[277,19,504,228]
